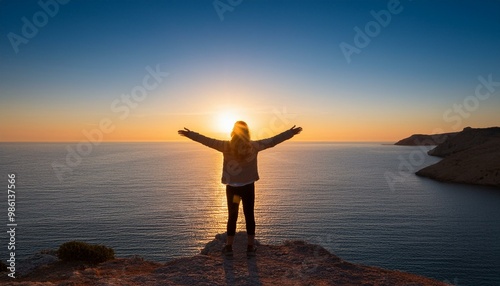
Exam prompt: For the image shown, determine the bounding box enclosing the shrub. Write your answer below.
[57,241,114,264]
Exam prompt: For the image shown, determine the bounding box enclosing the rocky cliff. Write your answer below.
[0,232,449,285]
[416,127,500,188]
[394,132,457,146]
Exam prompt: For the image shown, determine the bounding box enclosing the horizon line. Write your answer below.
[0,140,396,144]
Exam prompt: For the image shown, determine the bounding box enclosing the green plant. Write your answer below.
[57,241,114,264]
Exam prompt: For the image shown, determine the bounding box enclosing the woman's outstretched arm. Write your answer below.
[178,127,226,152]
[254,125,302,151]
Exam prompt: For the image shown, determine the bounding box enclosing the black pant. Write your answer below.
[226,182,255,236]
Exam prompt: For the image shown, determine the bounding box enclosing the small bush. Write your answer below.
[57,241,114,264]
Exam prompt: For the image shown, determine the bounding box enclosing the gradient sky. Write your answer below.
[1,0,499,142]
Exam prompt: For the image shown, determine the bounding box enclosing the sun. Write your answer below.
[215,112,237,134]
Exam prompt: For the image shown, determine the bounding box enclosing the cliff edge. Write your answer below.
[1,232,448,285]
[416,127,500,188]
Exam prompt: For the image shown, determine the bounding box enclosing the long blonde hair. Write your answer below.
[230,121,252,161]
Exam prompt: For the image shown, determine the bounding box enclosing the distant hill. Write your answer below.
[415,127,500,188]
[394,132,457,146]
[427,127,500,157]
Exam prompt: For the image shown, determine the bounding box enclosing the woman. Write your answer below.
[178,121,302,257]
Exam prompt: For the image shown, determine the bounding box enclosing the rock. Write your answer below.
[395,132,457,146]
[416,127,500,188]
[1,232,449,285]
[427,126,500,157]
[16,252,59,277]
[201,232,260,255]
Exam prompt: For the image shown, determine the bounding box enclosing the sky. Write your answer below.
[1,0,499,142]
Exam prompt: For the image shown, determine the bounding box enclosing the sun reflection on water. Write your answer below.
[190,153,228,248]
[189,148,277,250]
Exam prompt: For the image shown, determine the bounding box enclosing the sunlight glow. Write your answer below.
[215,111,237,134]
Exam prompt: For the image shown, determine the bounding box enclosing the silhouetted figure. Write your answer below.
[178,121,302,257]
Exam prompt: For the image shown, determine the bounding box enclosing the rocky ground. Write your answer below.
[1,232,449,286]
[416,127,500,188]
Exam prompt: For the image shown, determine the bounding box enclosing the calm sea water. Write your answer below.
[1,142,499,285]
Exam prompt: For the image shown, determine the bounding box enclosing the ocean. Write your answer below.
[1,142,499,285]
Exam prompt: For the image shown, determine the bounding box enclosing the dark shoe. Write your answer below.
[223,245,233,257]
[246,245,257,257]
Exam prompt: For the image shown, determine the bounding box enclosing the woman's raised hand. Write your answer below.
[290,125,302,135]
[178,127,191,137]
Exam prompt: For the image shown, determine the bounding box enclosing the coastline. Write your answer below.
[396,127,500,188]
